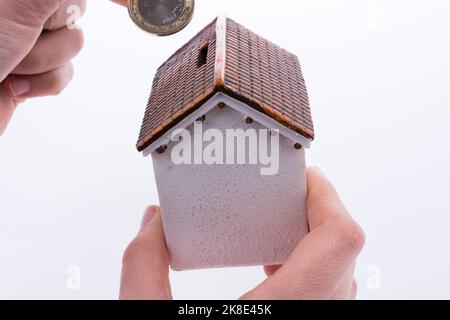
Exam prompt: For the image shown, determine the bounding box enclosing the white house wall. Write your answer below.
[151,104,309,270]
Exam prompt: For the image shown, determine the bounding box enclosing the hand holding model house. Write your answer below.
[120,15,364,298]
[120,168,365,300]
[0,0,365,299]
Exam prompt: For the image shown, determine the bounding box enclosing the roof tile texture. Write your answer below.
[137,20,217,150]
[137,17,314,152]
[223,20,314,139]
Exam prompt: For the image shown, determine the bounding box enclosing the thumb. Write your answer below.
[0,0,65,82]
[120,206,172,300]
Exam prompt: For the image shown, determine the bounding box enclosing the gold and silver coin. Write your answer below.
[128,0,195,36]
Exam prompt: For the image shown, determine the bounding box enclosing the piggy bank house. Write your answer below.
[136,17,315,271]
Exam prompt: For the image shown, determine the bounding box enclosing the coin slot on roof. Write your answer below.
[197,43,209,68]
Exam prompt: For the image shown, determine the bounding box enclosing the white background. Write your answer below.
[1,0,450,299]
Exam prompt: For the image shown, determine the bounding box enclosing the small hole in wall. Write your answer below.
[294,143,303,150]
[196,115,206,123]
[245,117,253,124]
[156,145,168,154]
[197,43,209,68]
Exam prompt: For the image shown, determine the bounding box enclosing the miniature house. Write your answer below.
[136,16,314,271]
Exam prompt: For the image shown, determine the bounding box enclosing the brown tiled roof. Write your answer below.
[137,17,314,152]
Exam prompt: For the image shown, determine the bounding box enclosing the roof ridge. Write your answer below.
[213,15,227,89]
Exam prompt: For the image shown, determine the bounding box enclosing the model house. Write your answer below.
[136,16,314,270]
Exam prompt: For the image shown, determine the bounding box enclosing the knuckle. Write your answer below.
[122,237,147,265]
[122,233,161,265]
[47,75,62,95]
[333,218,366,253]
[70,28,85,54]
[48,64,73,95]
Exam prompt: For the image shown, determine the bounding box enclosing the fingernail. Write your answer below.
[140,206,158,230]
[10,79,31,97]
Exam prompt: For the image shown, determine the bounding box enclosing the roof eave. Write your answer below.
[140,92,313,157]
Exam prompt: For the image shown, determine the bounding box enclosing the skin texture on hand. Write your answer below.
[0,0,87,135]
[120,167,366,300]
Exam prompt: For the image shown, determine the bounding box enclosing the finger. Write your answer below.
[0,83,23,136]
[12,28,84,76]
[242,167,365,300]
[0,0,68,81]
[264,265,281,277]
[110,0,128,6]
[120,206,172,300]
[264,166,349,279]
[306,167,352,228]
[44,0,87,30]
[6,63,74,99]
[331,264,356,300]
